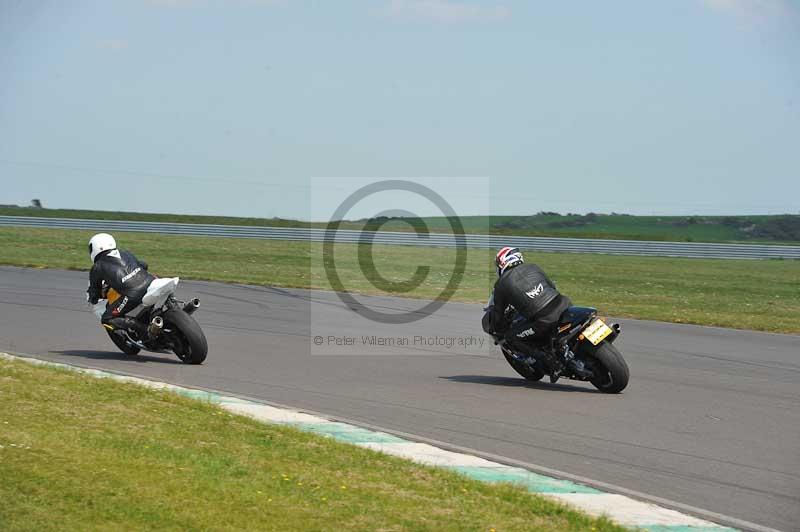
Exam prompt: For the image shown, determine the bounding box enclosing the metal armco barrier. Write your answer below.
[1,215,798,260]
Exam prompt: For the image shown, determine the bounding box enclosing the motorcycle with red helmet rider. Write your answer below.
[483,247,629,393]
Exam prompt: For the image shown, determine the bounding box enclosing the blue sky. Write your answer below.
[1,0,799,220]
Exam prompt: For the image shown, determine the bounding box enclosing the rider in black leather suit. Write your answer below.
[483,247,572,355]
[87,233,155,336]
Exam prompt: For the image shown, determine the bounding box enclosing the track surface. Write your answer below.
[1,266,797,530]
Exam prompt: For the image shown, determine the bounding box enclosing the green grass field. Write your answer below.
[1,226,798,333]
[0,357,624,531]
[3,206,799,243]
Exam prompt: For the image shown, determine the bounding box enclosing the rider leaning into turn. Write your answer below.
[484,247,572,360]
[86,233,155,338]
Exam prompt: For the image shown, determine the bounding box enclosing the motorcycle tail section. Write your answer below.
[142,277,180,307]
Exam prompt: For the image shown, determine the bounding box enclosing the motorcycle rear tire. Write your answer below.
[589,342,629,393]
[164,309,208,365]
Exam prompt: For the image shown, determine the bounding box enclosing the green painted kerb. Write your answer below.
[294,422,407,443]
[174,389,224,402]
[639,527,739,532]
[448,465,601,494]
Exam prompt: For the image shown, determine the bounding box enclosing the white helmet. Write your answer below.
[88,233,117,262]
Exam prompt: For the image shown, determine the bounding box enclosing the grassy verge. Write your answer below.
[0,226,798,333]
[0,358,624,531]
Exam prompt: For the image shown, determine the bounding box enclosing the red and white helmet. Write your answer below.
[495,246,524,277]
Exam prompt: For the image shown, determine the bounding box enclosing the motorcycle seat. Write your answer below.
[558,306,597,327]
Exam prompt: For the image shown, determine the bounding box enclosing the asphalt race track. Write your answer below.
[1,266,797,531]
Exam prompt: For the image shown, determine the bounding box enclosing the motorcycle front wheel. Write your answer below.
[106,329,141,356]
[502,347,545,382]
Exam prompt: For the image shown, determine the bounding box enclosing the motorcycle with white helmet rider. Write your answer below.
[86,233,208,364]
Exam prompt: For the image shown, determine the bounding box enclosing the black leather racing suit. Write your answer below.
[88,249,155,326]
[485,263,571,345]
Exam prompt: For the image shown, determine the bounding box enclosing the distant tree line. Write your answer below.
[750,216,800,241]
[490,212,800,242]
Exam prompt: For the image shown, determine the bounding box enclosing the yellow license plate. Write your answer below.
[583,319,612,345]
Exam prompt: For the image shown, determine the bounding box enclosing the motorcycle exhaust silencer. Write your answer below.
[147,316,164,338]
[183,298,200,315]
